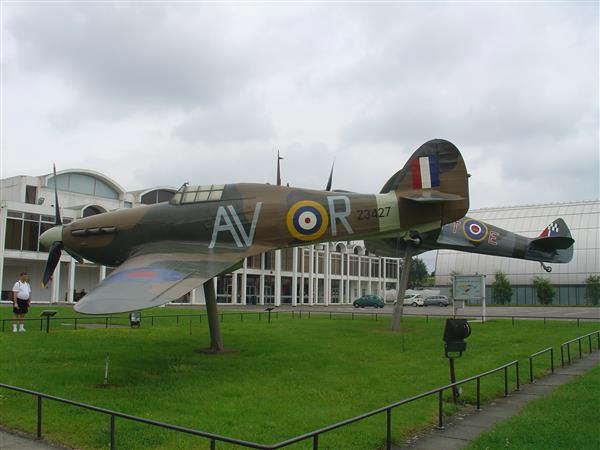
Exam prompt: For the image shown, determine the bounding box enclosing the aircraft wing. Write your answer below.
[74,251,246,315]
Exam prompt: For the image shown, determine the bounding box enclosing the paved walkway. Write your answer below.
[397,351,600,449]
[0,428,70,449]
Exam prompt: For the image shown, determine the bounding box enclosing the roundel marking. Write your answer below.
[463,219,488,243]
[287,200,329,241]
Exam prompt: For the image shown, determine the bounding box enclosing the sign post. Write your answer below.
[452,275,486,321]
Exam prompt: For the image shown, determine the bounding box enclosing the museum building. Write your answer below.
[434,200,599,305]
[0,169,401,306]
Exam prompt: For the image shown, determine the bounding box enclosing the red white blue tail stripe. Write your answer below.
[539,221,560,238]
[411,155,440,189]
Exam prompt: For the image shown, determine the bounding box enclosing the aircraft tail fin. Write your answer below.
[530,218,575,251]
[381,139,470,223]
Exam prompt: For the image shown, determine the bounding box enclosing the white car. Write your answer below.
[402,294,424,307]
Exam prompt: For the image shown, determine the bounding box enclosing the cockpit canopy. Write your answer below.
[170,184,224,205]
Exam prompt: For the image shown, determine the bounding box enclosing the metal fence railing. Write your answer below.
[528,347,554,382]
[0,359,520,450]
[560,330,600,367]
[1,308,599,333]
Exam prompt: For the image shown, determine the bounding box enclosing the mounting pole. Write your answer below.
[203,279,224,353]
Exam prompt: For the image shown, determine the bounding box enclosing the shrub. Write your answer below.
[491,271,512,304]
[533,276,555,305]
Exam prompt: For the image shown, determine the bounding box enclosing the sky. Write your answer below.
[1,2,598,212]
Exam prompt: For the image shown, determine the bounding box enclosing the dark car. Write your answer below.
[353,294,385,308]
[423,295,450,307]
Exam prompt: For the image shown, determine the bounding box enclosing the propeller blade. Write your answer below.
[65,248,84,263]
[325,160,335,191]
[42,241,63,287]
[52,164,62,226]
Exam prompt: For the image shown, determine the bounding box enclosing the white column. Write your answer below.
[213,278,218,303]
[357,255,362,297]
[190,289,197,304]
[382,257,387,300]
[324,244,330,305]
[67,257,76,303]
[51,263,61,303]
[275,250,281,306]
[99,265,106,282]
[299,248,305,305]
[339,253,344,304]
[346,251,351,303]
[292,247,298,306]
[0,204,7,293]
[241,258,247,305]
[232,271,238,304]
[378,256,383,294]
[368,258,373,295]
[308,246,314,305]
[314,248,320,304]
[259,253,265,305]
[396,259,401,292]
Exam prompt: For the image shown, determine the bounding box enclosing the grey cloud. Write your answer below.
[172,101,274,144]
[7,3,255,113]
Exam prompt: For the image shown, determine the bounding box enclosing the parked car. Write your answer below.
[423,295,450,307]
[402,294,424,307]
[353,294,385,308]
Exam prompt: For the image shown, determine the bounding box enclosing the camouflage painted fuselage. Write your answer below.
[61,183,466,269]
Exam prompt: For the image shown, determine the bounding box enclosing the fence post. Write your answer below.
[105,317,109,329]
[437,390,444,429]
[386,409,392,450]
[589,335,593,353]
[210,439,216,450]
[504,367,508,396]
[110,414,115,450]
[40,319,43,331]
[308,311,311,319]
[567,344,571,364]
[313,434,319,449]
[221,314,224,323]
[578,339,582,358]
[529,357,534,382]
[577,318,580,327]
[75,318,78,330]
[550,348,554,373]
[241,313,243,322]
[560,345,564,367]
[37,395,42,439]
[476,377,481,411]
[515,361,520,390]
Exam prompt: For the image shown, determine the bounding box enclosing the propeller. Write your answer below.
[325,159,335,191]
[40,164,69,287]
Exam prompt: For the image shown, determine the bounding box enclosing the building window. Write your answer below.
[83,205,106,217]
[25,185,37,204]
[4,210,55,252]
[141,189,175,205]
[47,173,119,199]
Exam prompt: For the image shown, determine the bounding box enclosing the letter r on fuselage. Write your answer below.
[327,196,353,236]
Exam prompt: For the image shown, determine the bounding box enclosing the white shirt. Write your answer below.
[12,281,31,300]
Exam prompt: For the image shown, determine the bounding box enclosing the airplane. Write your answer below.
[365,216,574,272]
[38,138,574,319]
[39,139,470,315]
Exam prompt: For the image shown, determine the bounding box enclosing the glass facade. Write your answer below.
[4,211,72,252]
[48,174,119,199]
[435,201,600,305]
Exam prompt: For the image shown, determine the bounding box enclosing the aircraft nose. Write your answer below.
[40,225,63,249]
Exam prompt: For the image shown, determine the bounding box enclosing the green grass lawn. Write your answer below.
[467,364,600,450]
[0,306,597,450]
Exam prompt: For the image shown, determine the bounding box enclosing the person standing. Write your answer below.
[12,272,31,332]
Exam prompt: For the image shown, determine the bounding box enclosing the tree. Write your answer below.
[585,275,600,306]
[533,276,555,305]
[491,271,512,304]
[409,257,428,287]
